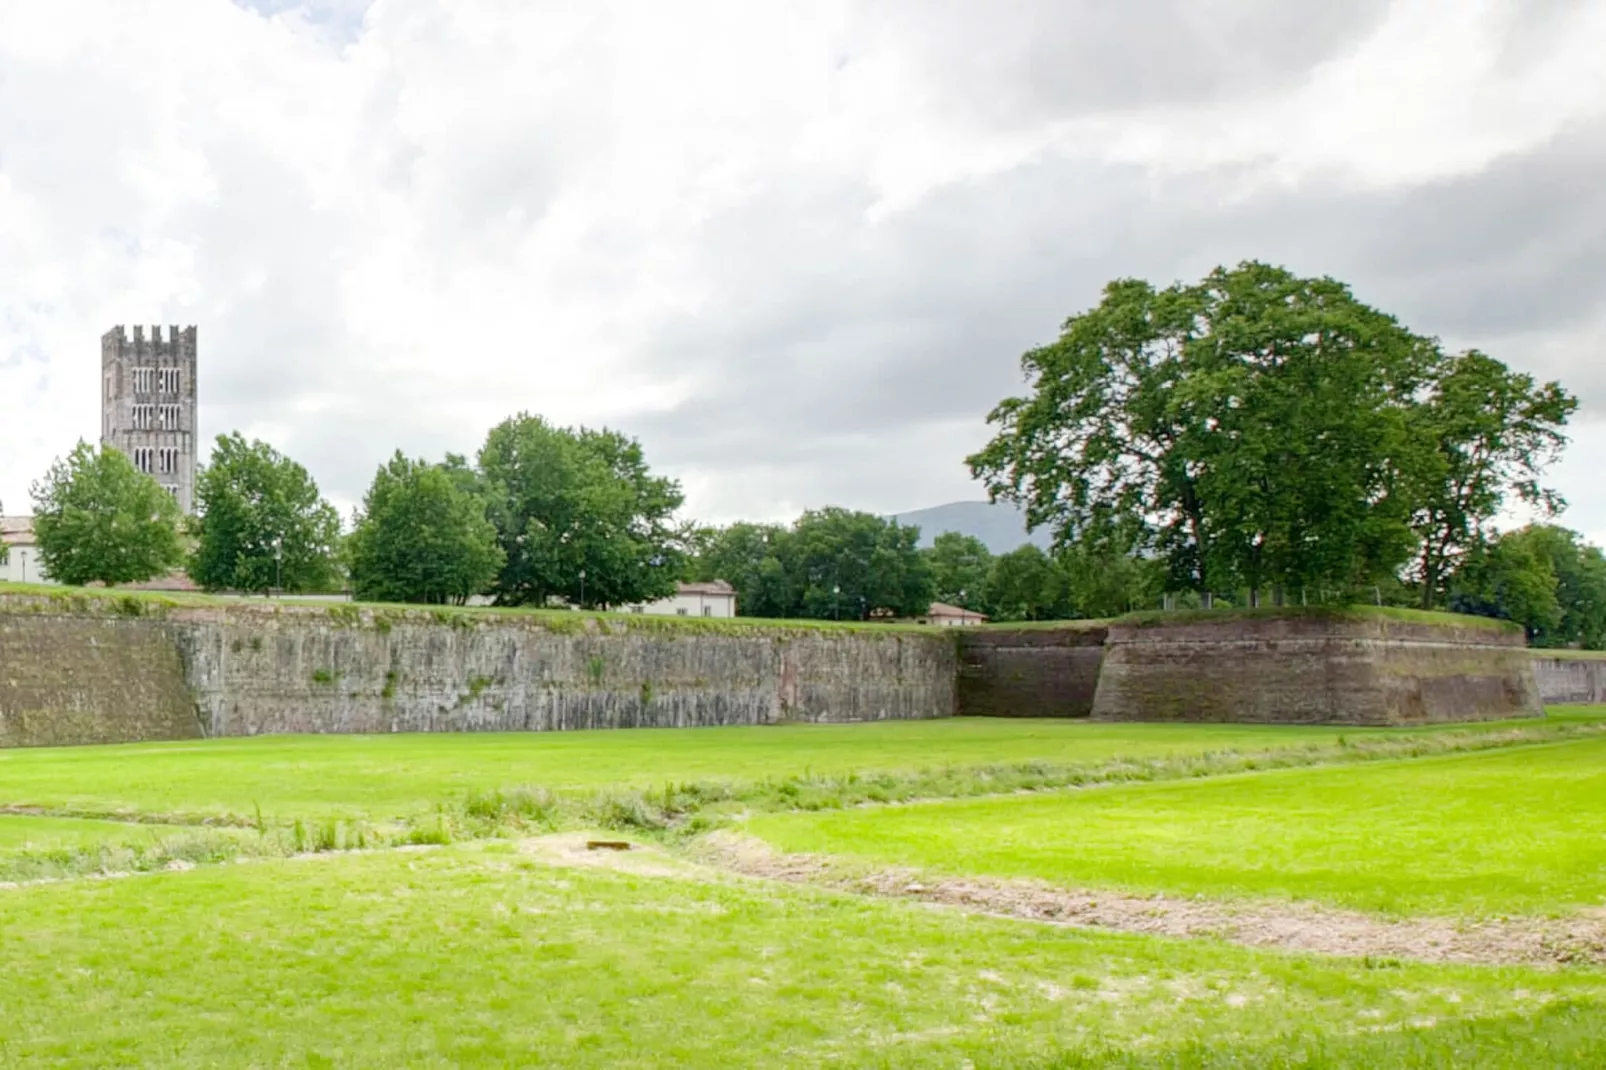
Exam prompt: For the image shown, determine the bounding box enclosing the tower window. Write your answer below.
[158,368,181,394]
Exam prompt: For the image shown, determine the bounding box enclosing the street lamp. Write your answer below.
[272,536,282,596]
[833,584,840,621]
[579,568,587,609]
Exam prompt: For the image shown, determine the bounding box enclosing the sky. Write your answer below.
[1,0,1603,547]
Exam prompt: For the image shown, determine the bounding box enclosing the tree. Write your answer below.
[478,414,683,608]
[189,433,342,594]
[969,262,1438,602]
[1409,351,1576,608]
[29,441,185,587]
[1059,538,1165,619]
[986,544,1069,621]
[688,521,796,618]
[787,507,933,620]
[347,452,504,605]
[925,532,993,611]
[1452,526,1606,649]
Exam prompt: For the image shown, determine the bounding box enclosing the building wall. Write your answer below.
[624,590,737,619]
[0,542,51,585]
[101,325,199,514]
[0,594,954,746]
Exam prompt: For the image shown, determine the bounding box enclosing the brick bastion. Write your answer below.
[1088,610,1544,726]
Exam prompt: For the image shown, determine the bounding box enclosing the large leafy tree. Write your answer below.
[1059,537,1166,619]
[969,262,1440,601]
[189,433,342,594]
[986,544,1069,622]
[1409,351,1576,608]
[924,532,993,611]
[787,507,933,620]
[687,521,796,618]
[347,452,504,605]
[478,415,684,609]
[1452,526,1606,649]
[29,441,185,587]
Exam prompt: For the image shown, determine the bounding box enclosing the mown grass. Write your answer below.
[2,712,1601,825]
[747,735,1606,918]
[1,842,1604,1068]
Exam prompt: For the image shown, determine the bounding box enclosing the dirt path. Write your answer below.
[696,832,1606,968]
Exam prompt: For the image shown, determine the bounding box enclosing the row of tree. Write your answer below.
[4,261,1600,644]
[13,414,686,609]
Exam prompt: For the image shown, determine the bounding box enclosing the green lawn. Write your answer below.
[2,713,1599,822]
[0,814,186,853]
[748,736,1606,917]
[1,842,1603,1068]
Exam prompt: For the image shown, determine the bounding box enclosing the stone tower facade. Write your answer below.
[100,325,199,514]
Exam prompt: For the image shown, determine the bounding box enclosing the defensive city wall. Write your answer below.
[0,592,956,748]
[0,590,1586,748]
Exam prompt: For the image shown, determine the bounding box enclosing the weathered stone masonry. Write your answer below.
[0,596,956,748]
[0,594,1584,748]
[1090,613,1544,726]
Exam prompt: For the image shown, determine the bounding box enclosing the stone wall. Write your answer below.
[1533,655,1606,705]
[956,625,1107,718]
[0,612,203,747]
[0,594,956,746]
[1091,611,1543,726]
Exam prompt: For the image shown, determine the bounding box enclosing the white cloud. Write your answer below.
[0,0,1602,554]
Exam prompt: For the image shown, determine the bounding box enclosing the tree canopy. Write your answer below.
[688,509,933,621]
[29,441,185,587]
[1452,525,1606,649]
[347,452,504,605]
[478,415,683,609]
[189,433,342,594]
[970,262,1576,606]
[925,532,992,611]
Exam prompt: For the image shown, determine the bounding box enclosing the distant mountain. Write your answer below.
[890,501,1053,555]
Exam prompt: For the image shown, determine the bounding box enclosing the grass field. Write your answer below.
[747,736,1606,917]
[3,711,1602,823]
[2,841,1605,1068]
[6,710,1606,1066]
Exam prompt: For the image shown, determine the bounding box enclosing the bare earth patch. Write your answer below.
[517,832,707,881]
[698,832,1606,968]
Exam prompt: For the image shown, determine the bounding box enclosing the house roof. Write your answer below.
[676,580,736,596]
[1,516,35,546]
[924,602,988,620]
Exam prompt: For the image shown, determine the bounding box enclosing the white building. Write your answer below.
[0,517,52,586]
[622,580,737,618]
[916,601,988,627]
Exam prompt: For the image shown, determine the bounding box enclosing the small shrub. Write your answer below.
[113,596,144,618]
[639,680,654,706]
[405,817,454,846]
[465,674,493,700]
[382,670,399,701]
[586,655,605,685]
[311,668,336,686]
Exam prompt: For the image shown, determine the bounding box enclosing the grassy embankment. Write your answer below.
[747,734,1606,917]
[3,711,1606,1064]
[0,841,1604,1068]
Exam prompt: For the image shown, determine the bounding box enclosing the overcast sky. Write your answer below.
[2,0,1603,547]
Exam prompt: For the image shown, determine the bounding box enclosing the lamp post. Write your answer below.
[833,584,840,621]
[272,536,282,596]
[579,568,587,610]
